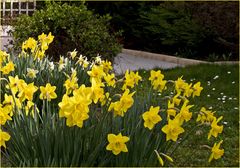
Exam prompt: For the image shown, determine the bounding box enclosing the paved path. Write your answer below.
[114,53,181,75]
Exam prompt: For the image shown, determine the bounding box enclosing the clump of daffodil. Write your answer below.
[108,89,135,117]
[149,70,167,92]
[197,107,216,124]
[106,133,130,155]
[122,70,142,90]
[59,84,92,127]
[142,106,162,130]
[208,140,224,162]
[21,32,54,60]
[39,83,57,101]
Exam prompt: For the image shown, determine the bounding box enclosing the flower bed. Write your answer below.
[0,33,224,166]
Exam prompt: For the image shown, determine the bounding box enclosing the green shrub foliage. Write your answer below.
[12,2,122,61]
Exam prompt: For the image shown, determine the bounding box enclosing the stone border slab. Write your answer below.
[122,48,239,66]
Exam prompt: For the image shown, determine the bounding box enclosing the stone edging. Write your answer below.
[122,48,239,66]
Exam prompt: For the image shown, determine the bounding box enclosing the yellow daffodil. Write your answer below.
[142,106,162,130]
[0,104,12,125]
[108,89,135,117]
[0,50,9,67]
[208,116,223,139]
[183,83,193,97]
[0,129,11,148]
[167,100,177,118]
[18,82,38,102]
[175,77,188,94]
[101,60,113,73]
[149,70,166,92]
[39,83,57,101]
[64,70,79,95]
[122,70,142,90]
[87,65,105,84]
[172,92,181,106]
[192,82,203,97]
[25,101,39,117]
[106,133,130,155]
[178,100,194,124]
[162,117,185,141]
[3,94,22,115]
[1,61,15,75]
[208,140,224,162]
[197,107,216,124]
[149,70,164,82]
[22,37,37,53]
[104,73,116,87]
[7,75,26,95]
[69,49,77,59]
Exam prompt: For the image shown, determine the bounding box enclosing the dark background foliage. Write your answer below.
[86,1,239,61]
[8,1,240,61]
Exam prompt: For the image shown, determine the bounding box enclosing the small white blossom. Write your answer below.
[229,97,232,100]
[213,75,219,80]
[234,107,239,110]
[232,81,235,84]
[212,88,215,91]
[223,122,228,125]
[207,94,210,97]
[227,71,231,74]
[220,93,224,95]
[217,98,221,100]
[222,101,225,103]
[209,106,213,109]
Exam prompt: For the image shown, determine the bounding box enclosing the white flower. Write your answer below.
[48,61,54,71]
[209,106,213,109]
[227,71,231,74]
[232,81,235,84]
[220,93,224,95]
[27,68,39,79]
[95,54,102,64]
[222,101,225,103]
[222,97,225,100]
[228,97,232,100]
[234,107,239,110]
[217,98,221,100]
[212,88,215,91]
[58,56,66,71]
[213,75,219,80]
[223,121,228,125]
[207,94,210,97]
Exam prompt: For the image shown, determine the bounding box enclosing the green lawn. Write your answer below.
[137,63,239,166]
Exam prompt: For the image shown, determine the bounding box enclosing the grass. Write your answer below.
[137,63,239,166]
